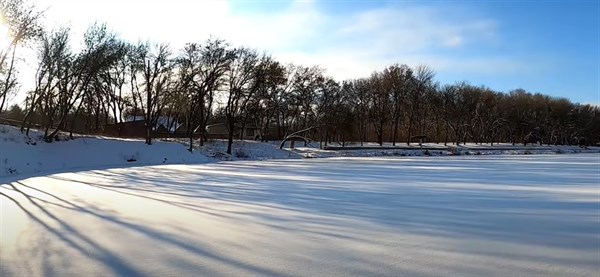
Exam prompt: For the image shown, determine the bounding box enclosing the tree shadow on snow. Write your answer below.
[0,180,293,277]
[2,155,599,275]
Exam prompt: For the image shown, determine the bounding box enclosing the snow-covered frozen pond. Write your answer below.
[1,154,599,276]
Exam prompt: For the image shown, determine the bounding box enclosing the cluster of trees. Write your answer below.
[0,0,41,120]
[1,1,599,154]
[339,72,600,147]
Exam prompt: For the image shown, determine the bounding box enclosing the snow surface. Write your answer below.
[292,141,600,158]
[0,125,213,179]
[1,154,599,276]
[193,139,303,160]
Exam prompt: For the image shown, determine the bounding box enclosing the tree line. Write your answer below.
[1,1,599,154]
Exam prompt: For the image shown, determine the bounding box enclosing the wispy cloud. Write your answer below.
[38,0,524,80]
[336,6,496,52]
[220,2,520,80]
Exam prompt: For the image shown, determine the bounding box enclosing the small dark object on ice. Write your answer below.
[127,158,137,162]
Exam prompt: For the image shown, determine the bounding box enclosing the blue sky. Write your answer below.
[34,0,600,104]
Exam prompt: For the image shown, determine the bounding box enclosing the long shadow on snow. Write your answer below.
[1,180,292,277]
[4,155,599,273]
[50,156,600,253]
[0,185,144,277]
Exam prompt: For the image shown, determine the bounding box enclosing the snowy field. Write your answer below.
[1,154,599,276]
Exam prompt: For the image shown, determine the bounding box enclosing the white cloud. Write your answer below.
[25,1,523,86]
[218,2,517,80]
[443,36,464,48]
[335,6,496,53]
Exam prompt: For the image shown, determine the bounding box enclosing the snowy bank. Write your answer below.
[2,123,598,179]
[192,139,303,160]
[0,125,213,179]
[290,142,600,159]
[178,139,600,161]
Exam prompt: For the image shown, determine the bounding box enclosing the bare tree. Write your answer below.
[45,23,124,141]
[21,28,70,137]
[140,43,172,145]
[406,65,434,145]
[176,38,233,152]
[384,64,412,146]
[367,73,390,146]
[0,0,41,69]
[291,66,324,132]
[0,0,41,113]
[344,79,370,146]
[316,77,343,146]
[99,39,129,124]
[223,47,261,154]
[0,43,18,113]
[253,59,286,142]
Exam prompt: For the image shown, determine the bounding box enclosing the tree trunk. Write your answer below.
[68,102,83,139]
[392,120,398,146]
[444,124,448,146]
[226,117,235,155]
[406,119,413,145]
[377,122,384,146]
[187,115,195,152]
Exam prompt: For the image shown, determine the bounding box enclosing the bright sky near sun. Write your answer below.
[16,0,600,104]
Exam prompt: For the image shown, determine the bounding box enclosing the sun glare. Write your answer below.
[0,14,11,49]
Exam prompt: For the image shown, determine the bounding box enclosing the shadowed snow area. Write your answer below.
[1,154,599,276]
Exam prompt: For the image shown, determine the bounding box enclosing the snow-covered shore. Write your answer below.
[2,124,598,179]
[0,125,213,179]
